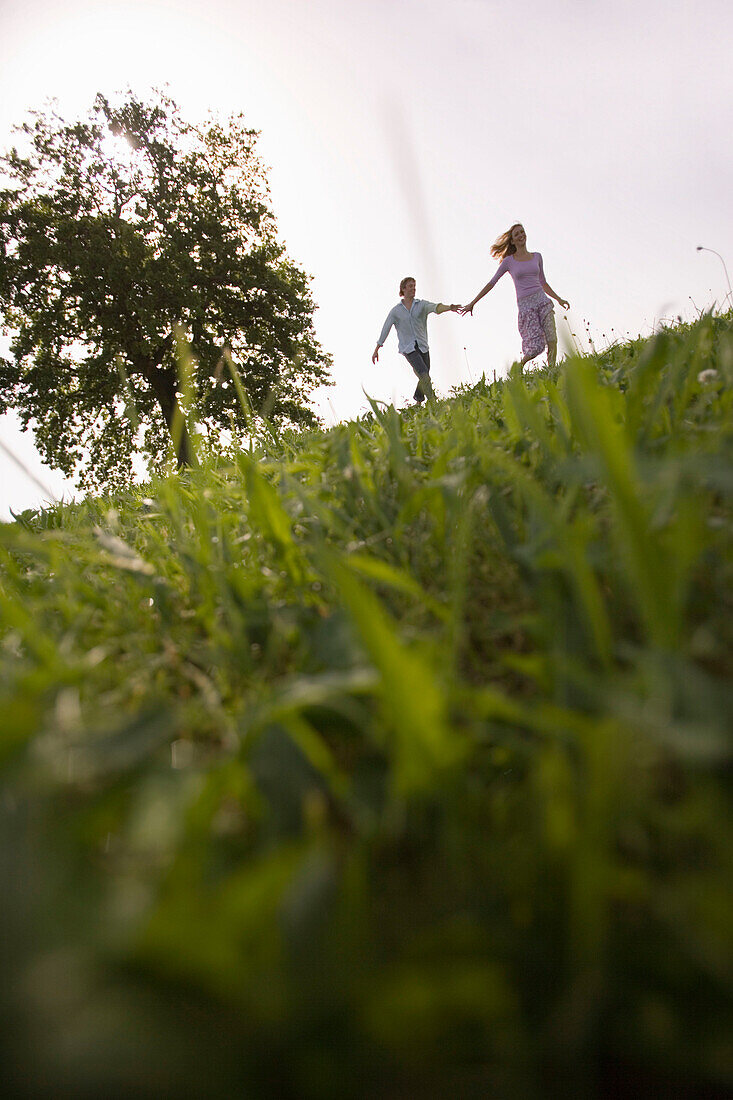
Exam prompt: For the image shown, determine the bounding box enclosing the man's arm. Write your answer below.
[436,303,461,314]
[373,310,395,363]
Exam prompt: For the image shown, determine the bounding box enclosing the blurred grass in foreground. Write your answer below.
[1,313,732,1098]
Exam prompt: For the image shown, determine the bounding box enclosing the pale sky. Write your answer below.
[1,0,732,519]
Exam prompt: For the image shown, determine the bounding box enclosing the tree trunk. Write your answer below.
[142,362,197,468]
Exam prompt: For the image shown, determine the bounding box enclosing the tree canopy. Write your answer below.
[0,91,332,488]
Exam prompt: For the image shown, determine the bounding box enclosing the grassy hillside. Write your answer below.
[1,314,732,1097]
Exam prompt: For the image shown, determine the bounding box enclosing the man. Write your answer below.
[372,277,460,404]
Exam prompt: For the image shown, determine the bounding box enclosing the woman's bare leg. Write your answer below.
[543,308,558,367]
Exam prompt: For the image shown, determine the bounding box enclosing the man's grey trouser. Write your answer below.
[403,344,433,403]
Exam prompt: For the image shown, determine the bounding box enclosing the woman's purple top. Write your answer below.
[488,252,546,301]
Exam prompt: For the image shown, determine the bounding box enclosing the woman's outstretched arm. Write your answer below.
[459,281,494,315]
[459,257,508,315]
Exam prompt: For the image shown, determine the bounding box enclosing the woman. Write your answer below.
[460,223,569,368]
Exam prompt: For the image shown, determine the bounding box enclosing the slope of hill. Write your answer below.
[1,314,732,1097]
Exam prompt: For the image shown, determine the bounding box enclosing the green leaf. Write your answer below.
[331,559,465,794]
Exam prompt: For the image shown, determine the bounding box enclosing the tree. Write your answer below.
[0,91,332,488]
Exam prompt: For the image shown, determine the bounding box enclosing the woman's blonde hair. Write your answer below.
[491,223,523,260]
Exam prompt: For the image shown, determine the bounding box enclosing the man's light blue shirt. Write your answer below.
[377,299,438,355]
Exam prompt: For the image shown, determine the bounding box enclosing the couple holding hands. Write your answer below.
[372,222,570,404]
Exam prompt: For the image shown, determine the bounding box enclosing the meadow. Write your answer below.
[1,312,732,1097]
